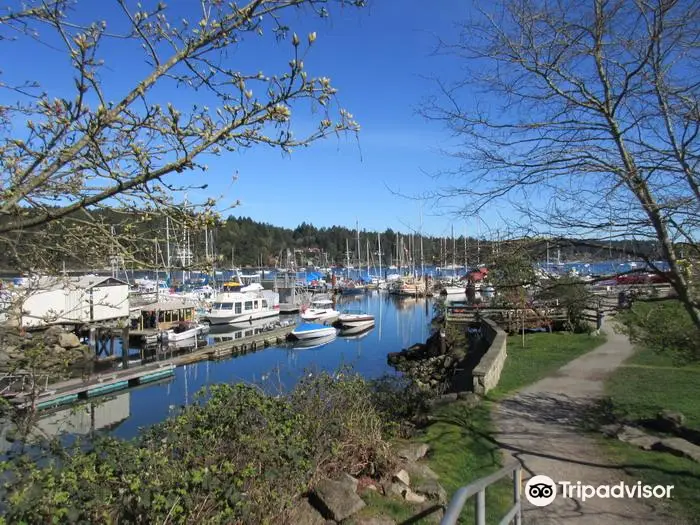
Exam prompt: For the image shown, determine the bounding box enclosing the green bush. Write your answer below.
[2,372,402,524]
[618,300,700,364]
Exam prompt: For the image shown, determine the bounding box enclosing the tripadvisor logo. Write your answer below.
[524,475,674,506]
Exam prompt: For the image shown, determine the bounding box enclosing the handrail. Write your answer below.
[441,461,522,525]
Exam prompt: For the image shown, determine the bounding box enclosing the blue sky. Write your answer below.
[1,0,511,238]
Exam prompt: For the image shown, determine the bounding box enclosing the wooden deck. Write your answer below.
[445,304,568,332]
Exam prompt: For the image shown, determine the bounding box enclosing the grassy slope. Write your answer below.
[491,332,606,399]
[604,345,700,523]
[360,332,605,523]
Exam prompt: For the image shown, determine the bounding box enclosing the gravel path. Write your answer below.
[492,325,686,524]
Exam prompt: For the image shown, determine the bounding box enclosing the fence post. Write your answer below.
[514,465,522,525]
[475,489,486,525]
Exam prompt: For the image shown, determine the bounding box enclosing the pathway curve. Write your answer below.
[492,325,685,524]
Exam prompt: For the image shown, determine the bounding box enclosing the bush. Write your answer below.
[1,372,401,524]
[618,300,700,364]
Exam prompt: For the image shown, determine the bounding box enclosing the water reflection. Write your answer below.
[67,293,432,440]
[288,332,338,350]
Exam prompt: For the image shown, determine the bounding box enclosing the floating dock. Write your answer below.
[7,324,295,411]
[18,363,177,411]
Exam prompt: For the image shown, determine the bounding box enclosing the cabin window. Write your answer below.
[235,302,242,314]
[223,303,234,310]
[244,301,253,311]
[235,331,242,339]
[254,300,259,309]
[262,300,268,308]
[245,329,253,337]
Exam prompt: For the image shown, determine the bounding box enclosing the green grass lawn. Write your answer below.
[490,331,606,399]
[606,346,700,427]
[604,344,700,523]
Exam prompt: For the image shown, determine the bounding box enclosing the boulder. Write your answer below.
[457,392,481,407]
[397,442,430,462]
[333,472,359,493]
[657,410,686,432]
[404,460,439,482]
[404,488,427,504]
[384,482,407,499]
[285,498,326,525]
[600,424,622,438]
[413,478,448,505]
[312,478,365,521]
[392,469,410,487]
[43,326,63,346]
[617,425,661,451]
[653,437,700,463]
[58,332,80,349]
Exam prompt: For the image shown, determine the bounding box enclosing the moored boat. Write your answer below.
[300,297,339,323]
[337,312,375,329]
[290,323,337,340]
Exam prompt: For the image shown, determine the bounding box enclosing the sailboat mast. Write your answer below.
[356,220,361,276]
[378,233,383,278]
[346,238,350,279]
[451,224,455,278]
[366,238,370,278]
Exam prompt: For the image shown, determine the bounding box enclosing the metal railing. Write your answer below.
[441,462,522,525]
[0,372,50,396]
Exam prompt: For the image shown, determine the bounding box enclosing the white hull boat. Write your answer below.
[339,324,374,339]
[202,290,279,326]
[300,297,339,323]
[164,322,209,342]
[337,313,375,329]
[441,286,465,296]
[290,323,337,340]
[291,332,338,349]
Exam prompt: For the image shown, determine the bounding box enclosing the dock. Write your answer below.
[279,303,301,314]
[3,324,295,411]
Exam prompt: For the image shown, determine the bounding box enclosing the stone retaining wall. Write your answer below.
[472,318,507,395]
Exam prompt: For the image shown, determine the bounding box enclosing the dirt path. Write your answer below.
[492,326,685,524]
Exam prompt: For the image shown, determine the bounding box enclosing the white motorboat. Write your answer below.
[300,298,339,323]
[337,312,375,329]
[291,332,338,349]
[290,323,337,340]
[441,285,465,296]
[164,321,209,342]
[201,281,279,326]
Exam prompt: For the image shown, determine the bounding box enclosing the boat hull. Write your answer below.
[337,314,375,328]
[291,324,337,340]
[339,319,375,331]
[204,309,279,326]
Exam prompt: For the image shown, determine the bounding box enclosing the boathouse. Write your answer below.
[130,299,195,331]
[18,276,130,329]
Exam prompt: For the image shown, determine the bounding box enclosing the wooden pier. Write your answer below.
[3,324,295,411]
[445,303,568,332]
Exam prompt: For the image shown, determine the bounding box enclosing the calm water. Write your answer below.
[28,293,434,442]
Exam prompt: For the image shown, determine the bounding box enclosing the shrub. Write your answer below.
[1,372,401,524]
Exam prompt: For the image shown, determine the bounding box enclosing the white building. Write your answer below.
[16,275,130,329]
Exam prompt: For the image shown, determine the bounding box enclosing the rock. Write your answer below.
[397,442,430,462]
[333,472,359,493]
[392,469,410,487]
[312,478,365,521]
[657,410,686,432]
[417,502,445,524]
[58,332,80,349]
[600,423,622,438]
[43,326,63,346]
[384,482,407,499]
[457,392,481,407]
[285,498,326,525]
[404,488,426,504]
[404,460,439,481]
[413,478,448,505]
[617,425,661,450]
[653,437,700,463]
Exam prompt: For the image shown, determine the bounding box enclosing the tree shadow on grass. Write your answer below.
[425,394,700,482]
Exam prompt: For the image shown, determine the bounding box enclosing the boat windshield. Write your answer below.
[213,302,234,310]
